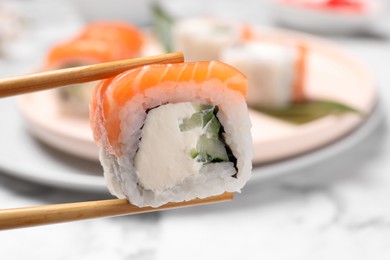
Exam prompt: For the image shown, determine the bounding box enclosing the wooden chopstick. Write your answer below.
[0,193,233,230]
[0,52,184,98]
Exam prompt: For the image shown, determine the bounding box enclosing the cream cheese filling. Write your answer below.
[134,102,203,192]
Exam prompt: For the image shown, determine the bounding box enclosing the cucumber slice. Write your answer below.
[179,104,215,131]
[201,108,214,127]
[204,115,220,139]
[193,104,214,112]
[195,134,229,163]
[180,112,202,131]
[179,103,234,164]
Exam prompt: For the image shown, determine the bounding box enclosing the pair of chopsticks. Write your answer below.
[0,52,234,230]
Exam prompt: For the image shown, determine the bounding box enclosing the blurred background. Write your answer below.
[1,0,390,259]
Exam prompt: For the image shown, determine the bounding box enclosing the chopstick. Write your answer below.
[0,52,184,98]
[0,193,233,230]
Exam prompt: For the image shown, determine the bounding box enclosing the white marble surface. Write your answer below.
[1,0,390,259]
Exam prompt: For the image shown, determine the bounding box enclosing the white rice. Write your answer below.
[220,41,297,108]
[98,78,253,207]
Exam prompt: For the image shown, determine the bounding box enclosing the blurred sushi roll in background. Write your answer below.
[172,17,241,61]
[168,16,308,109]
[76,22,144,58]
[90,61,253,207]
[221,41,307,108]
[43,22,144,117]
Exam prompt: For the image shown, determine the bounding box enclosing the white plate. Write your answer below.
[2,26,380,193]
[17,28,377,164]
[0,98,106,193]
[0,97,382,192]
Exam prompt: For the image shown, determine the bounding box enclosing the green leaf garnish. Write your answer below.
[152,4,175,52]
[254,100,363,125]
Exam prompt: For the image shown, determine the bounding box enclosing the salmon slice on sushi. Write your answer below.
[90,61,253,207]
[77,22,144,58]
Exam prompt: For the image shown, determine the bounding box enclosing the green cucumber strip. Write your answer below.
[179,104,233,164]
[179,104,216,131]
[204,115,220,139]
[193,104,214,112]
[180,113,203,131]
[195,134,229,163]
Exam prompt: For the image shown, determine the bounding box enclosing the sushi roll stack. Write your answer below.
[44,22,144,117]
[221,41,307,108]
[90,61,253,207]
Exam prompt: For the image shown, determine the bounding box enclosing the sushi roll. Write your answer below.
[220,41,307,108]
[45,39,117,117]
[172,17,241,62]
[76,22,143,59]
[44,22,144,117]
[90,61,253,207]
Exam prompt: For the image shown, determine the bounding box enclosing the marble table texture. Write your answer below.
[1,0,390,259]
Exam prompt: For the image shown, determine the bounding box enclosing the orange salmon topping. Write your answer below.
[78,22,143,57]
[45,40,129,68]
[45,22,143,68]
